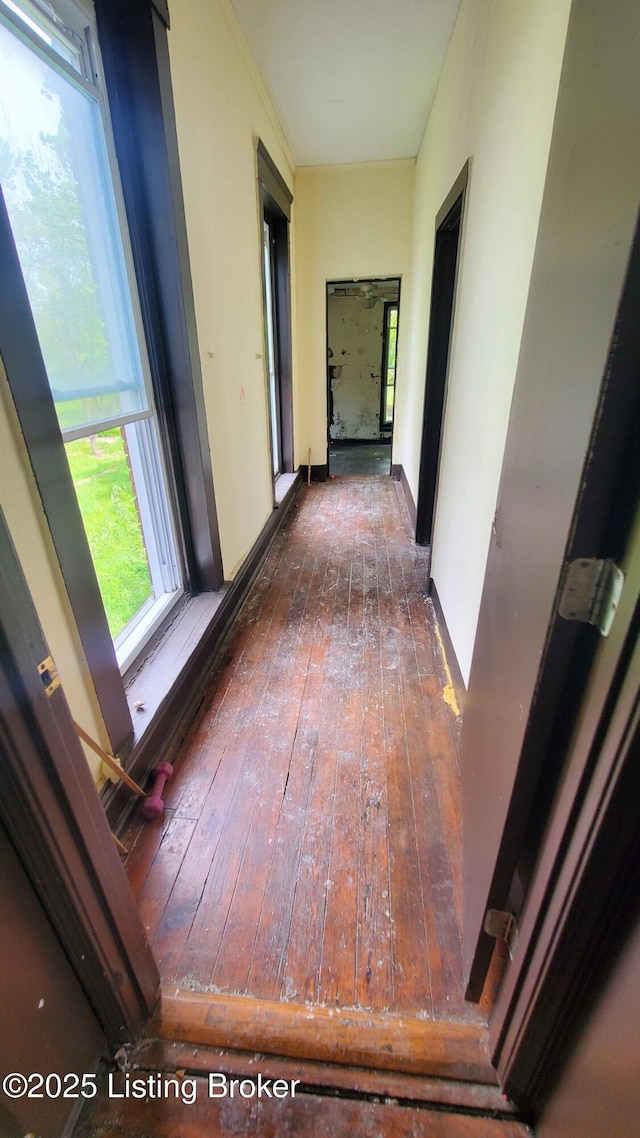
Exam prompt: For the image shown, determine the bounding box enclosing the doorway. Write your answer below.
[326,277,401,477]
[416,164,468,547]
[258,142,294,486]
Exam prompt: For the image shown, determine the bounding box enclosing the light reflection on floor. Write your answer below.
[329,442,391,477]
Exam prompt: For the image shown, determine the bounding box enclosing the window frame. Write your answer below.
[379,300,399,431]
[0,0,223,755]
[0,0,185,662]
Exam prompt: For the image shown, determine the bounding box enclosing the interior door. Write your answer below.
[460,0,640,999]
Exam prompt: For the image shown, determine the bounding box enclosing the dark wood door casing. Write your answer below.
[486,221,640,1115]
[0,821,105,1138]
[0,509,160,1047]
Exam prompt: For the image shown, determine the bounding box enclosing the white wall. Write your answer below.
[327,294,385,440]
[167,0,295,577]
[295,161,415,468]
[394,0,572,683]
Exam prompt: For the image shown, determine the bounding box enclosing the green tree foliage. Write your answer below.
[2,104,112,422]
[66,432,153,639]
[2,96,152,635]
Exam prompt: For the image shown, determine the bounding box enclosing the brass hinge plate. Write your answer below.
[484,909,518,959]
[558,558,624,637]
[37,655,61,698]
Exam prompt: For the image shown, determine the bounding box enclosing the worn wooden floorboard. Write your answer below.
[77,1075,532,1138]
[281,622,349,1004]
[356,619,395,1011]
[124,477,487,1031]
[127,1038,518,1116]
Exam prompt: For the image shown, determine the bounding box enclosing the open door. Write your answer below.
[461,0,640,1017]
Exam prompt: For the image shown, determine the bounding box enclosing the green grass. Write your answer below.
[65,430,153,639]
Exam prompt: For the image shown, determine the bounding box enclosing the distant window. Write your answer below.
[380,302,398,429]
[0,0,182,669]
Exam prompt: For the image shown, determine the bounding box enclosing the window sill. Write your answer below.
[102,469,302,828]
[123,589,229,743]
[115,587,185,674]
[274,471,298,506]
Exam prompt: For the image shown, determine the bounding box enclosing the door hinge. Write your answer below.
[484,909,518,959]
[558,558,624,637]
[37,655,61,698]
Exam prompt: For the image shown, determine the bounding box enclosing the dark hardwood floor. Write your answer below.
[77,477,534,1136]
[123,476,478,1023]
[76,1059,531,1138]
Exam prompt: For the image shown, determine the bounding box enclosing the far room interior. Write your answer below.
[326,277,400,477]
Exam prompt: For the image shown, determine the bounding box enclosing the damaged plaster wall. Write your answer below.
[327,295,385,440]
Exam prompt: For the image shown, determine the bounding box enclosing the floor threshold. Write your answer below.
[153,987,496,1084]
[131,1037,517,1117]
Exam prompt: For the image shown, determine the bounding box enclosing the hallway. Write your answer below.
[1,0,638,1134]
[82,474,533,1135]
[120,477,498,1035]
[123,477,479,1019]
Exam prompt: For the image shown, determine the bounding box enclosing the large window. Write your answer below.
[0,0,182,669]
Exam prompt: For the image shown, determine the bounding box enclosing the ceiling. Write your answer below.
[229,0,462,167]
[328,278,400,306]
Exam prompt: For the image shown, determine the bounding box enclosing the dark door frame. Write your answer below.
[0,508,159,1045]
[258,141,294,482]
[415,161,469,549]
[481,215,640,1119]
[495,528,640,1121]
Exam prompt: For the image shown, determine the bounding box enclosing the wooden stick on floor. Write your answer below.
[307,446,311,486]
[74,721,145,796]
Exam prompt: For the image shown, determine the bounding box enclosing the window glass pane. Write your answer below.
[387,317,397,369]
[2,0,82,71]
[65,427,153,638]
[0,16,149,434]
[384,384,395,423]
[381,305,398,426]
